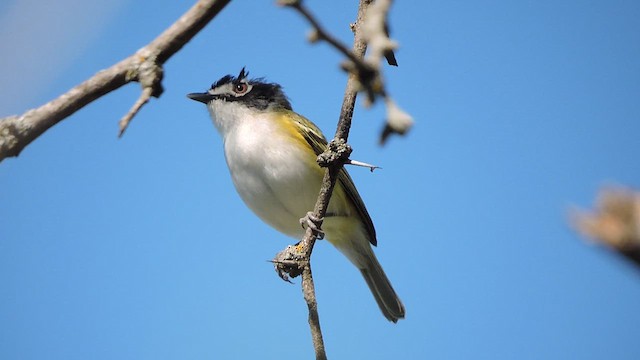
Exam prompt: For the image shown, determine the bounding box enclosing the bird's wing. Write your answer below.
[287,111,377,246]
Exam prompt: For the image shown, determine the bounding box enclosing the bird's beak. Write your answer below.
[187,92,214,104]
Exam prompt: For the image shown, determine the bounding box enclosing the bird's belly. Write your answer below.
[225,137,322,239]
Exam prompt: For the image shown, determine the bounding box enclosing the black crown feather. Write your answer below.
[210,68,292,111]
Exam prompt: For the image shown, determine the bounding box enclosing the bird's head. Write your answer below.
[187,68,291,112]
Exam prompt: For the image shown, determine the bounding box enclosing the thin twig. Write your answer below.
[279,0,378,103]
[279,0,413,146]
[119,87,154,137]
[281,0,374,77]
[0,0,231,162]
[302,262,326,360]
[273,1,374,359]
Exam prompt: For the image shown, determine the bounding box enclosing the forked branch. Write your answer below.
[279,0,413,145]
[272,1,374,359]
[0,0,231,162]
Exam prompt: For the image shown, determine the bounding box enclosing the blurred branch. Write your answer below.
[0,0,231,163]
[278,0,413,145]
[272,1,374,359]
[571,187,640,267]
[281,0,374,76]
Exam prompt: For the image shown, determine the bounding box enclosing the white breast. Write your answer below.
[209,101,322,238]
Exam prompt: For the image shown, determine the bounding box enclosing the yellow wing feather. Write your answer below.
[284,111,378,246]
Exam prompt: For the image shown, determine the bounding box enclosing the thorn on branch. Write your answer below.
[346,158,381,172]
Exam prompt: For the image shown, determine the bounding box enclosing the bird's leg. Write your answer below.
[273,213,325,282]
[299,211,325,240]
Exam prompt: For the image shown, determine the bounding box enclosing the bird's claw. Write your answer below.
[272,244,305,282]
[299,211,325,239]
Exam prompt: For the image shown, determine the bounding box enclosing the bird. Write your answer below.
[187,68,405,322]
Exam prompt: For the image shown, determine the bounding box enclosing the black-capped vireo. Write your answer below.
[188,68,405,322]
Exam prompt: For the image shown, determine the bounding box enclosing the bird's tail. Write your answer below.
[358,248,405,323]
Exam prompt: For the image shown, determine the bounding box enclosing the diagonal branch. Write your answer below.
[280,0,376,81]
[273,1,373,359]
[279,0,413,147]
[279,0,377,105]
[0,0,231,163]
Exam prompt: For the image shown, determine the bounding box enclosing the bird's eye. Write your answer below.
[234,83,248,94]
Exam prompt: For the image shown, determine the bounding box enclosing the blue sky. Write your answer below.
[2,1,640,359]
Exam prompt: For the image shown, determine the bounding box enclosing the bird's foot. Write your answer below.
[272,243,305,282]
[299,211,325,240]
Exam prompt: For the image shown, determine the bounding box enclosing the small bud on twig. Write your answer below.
[380,97,414,145]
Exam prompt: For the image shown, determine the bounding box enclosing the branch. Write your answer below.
[280,0,376,83]
[273,1,374,359]
[0,0,231,163]
[279,0,413,146]
[571,186,640,268]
